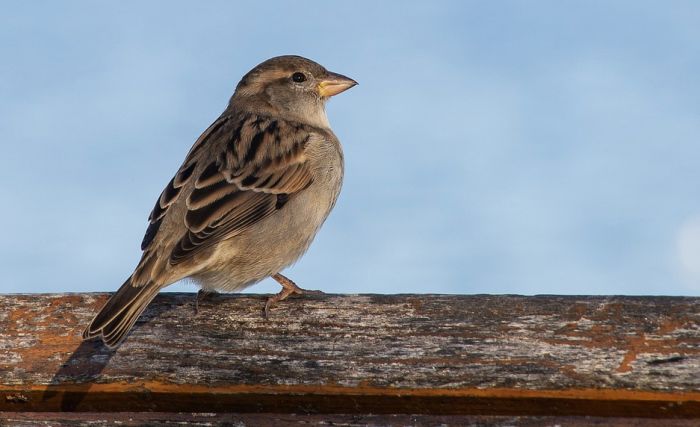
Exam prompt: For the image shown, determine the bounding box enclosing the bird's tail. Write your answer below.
[82,278,161,348]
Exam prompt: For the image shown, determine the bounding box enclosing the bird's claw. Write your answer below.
[264,274,324,319]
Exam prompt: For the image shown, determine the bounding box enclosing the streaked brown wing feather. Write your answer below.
[168,114,315,265]
[141,115,232,251]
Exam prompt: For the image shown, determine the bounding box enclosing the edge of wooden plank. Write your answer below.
[2,384,700,417]
[1,413,699,427]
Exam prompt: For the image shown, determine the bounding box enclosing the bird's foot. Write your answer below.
[194,288,218,315]
[264,273,324,319]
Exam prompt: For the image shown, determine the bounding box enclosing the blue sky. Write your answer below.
[1,1,699,295]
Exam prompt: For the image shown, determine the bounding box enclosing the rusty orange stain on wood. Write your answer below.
[616,317,694,373]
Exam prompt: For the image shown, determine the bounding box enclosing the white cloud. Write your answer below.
[676,216,700,290]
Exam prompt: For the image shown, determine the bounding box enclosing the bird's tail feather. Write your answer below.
[82,278,161,348]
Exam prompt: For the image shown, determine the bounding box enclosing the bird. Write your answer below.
[83,55,357,348]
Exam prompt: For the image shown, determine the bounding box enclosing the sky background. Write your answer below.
[1,1,699,296]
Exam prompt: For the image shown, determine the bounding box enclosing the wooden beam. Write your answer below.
[1,293,699,419]
[2,413,699,426]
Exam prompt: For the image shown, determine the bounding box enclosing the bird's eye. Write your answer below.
[292,72,306,83]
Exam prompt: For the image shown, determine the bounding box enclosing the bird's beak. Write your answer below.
[318,72,358,98]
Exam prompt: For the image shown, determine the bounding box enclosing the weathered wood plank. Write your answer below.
[1,293,699,417]
[2,413,699,426]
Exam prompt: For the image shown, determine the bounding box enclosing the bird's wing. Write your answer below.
[139,115,232,252]
[141,113,316,270]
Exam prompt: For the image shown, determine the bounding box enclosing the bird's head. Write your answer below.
[229,55,357,128]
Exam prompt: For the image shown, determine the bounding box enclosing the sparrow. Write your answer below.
[83,55,357,348]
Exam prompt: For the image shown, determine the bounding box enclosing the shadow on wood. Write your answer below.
[42,341,114,411]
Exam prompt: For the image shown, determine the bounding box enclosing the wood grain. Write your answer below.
[1,293,699,418]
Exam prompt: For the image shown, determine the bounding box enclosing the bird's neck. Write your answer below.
[228,97,331,130]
